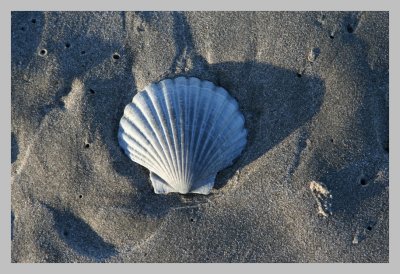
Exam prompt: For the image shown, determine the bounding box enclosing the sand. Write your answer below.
[11,11,389,263]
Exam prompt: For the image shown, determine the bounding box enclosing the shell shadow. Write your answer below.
[81,14,326,216]
[161,10,327,190]
[100,58,326,217]
[44,204,117,261]
[205,60,326,190]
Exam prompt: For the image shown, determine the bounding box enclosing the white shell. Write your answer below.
[118,77,247,195]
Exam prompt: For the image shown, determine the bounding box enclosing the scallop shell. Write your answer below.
[118,77,247,195]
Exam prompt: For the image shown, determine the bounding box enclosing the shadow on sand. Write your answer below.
[98,12,327,218]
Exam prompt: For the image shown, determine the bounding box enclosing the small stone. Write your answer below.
[308,48,320,63]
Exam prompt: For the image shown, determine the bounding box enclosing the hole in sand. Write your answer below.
[85,143,90,148]
[20,27,25,31]
[81,50,86,55]
[347,24,354,33]
[330,138,334,143]
[63,230,69,236]
[31,18,36,24]
[329,34,334,39]
[65,42,71,48]
[190,218,194,222]
[79,194,83,199]
[39,49,47,56]
[296,73,302,78]
[360,177,368,186]
[367,225,372,231]
[112,53,120,60]
[89,88,95,94]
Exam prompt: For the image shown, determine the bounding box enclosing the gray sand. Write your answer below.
[11,11,389,262]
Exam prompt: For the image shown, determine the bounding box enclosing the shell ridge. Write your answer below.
[173,81,182,190]
[199,136,246,179]
[187,79,201,188]
[124,145,165,178]
[199,112,244,170]
[121,140,160,172]
[119,119,171,179]
[199,121,246,173]
[135,95,174,176]
[196,111,246,177]
[127,103,174,181]
[184,78,198,188]
[143,87,178,186]
[193,90,231,175]
[161,80,181,190]
[207,141,246,173]
[118,77,247,195]
[158,81,180,186]
[191,98,241,180]
[120,115,161,159]
[176,78,188,191]
[187,88,208,184]
[189,81,216,183]
[190,82,224,183]
[120,136,164,176]
[176,80,185,190]
[169,79,184,190]
[206,132,247,173]
[182,79,191,188]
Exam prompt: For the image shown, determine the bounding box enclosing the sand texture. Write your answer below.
[11,11,389,263]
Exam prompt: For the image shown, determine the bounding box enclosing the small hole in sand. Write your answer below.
[347,24,354,33]
[81,50,86,55]
[58,101,65,108]
[31,19,36,24]
[360,178,368,186]
[63,230,69,236]
[113,53,120,60]
[85,143,90,148]
[65,42,71,48]
[329,34,334,39]
[367,225,372,231]
[190,218,194,222]
[89,88,95,94]
[39,49,47,56]
[330,138,334,143]
[79,194,83,199]
[296,73,302,78]
[20,27,25,31]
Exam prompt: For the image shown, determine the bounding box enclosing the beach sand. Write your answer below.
[11,11,389,262]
